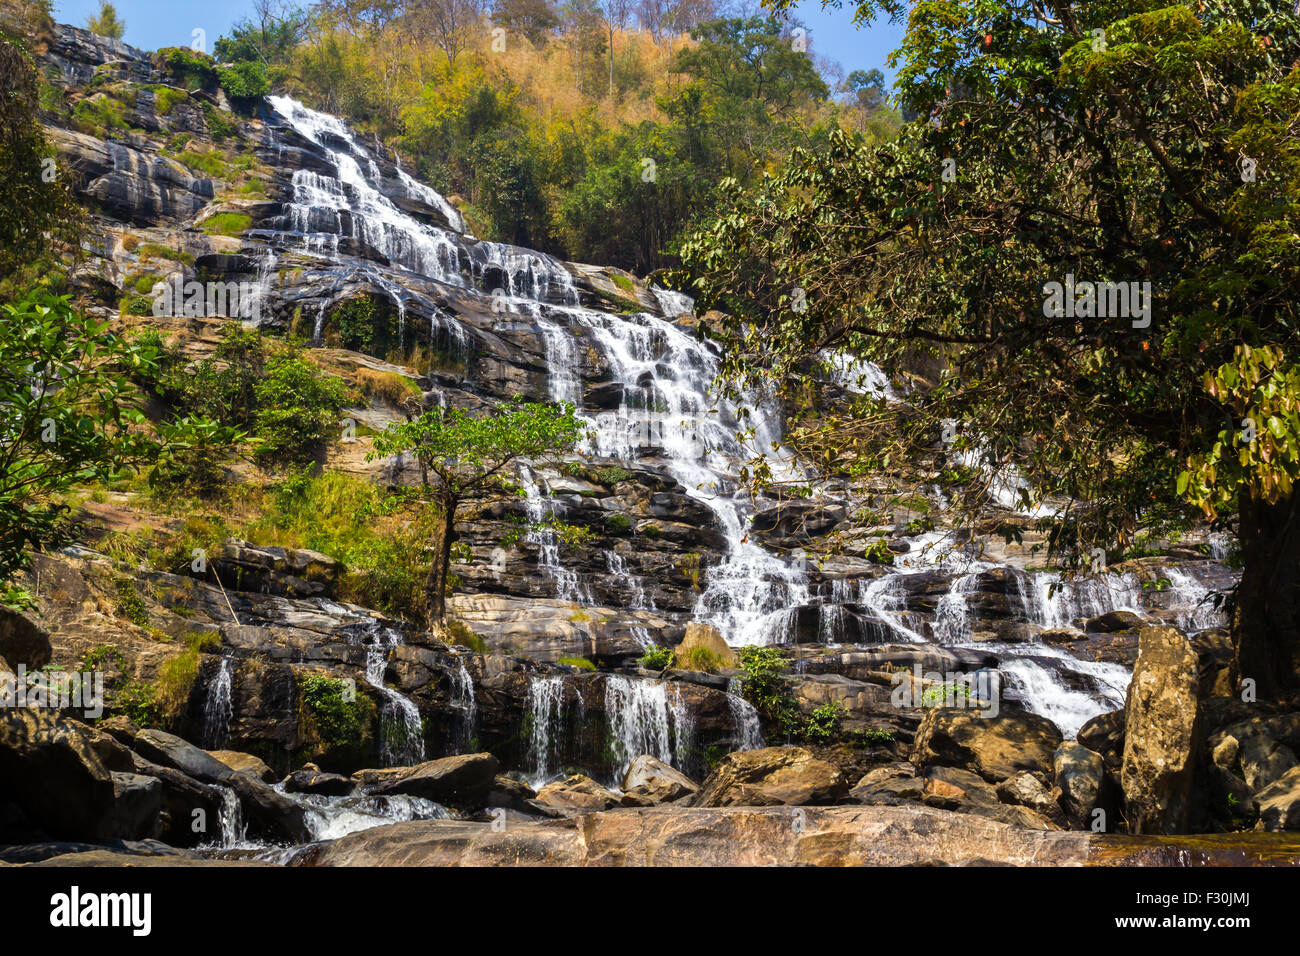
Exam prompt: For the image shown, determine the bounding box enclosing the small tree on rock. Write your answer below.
[367,399,583,624]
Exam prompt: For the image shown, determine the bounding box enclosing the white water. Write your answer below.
[201,656,234,749]
[524,675,567,784]
[361,625,426,767]
[605,675,694,781]
[448,653,477,752]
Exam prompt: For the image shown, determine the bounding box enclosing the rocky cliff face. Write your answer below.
[3,25,1284,863]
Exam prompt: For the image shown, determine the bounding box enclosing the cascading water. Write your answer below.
[201,655,234,749]
[726,678,764,751]
[604,675,694,782]
[524,675,567,785]
[361,625,426,767]
[447,653,477,752]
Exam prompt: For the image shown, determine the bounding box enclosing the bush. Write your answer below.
[676,645,724,674]
[158,46,216,92]
[638,645,673,670]
[252,354,349,465]
[202,212,251,236]
[298,673,368,750]
[864,538,893,565]
[804,700,847,744]
[216,60,269,104]
[604,512,631,534]
[556,656,595,670]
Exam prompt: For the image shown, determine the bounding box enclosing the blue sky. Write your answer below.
[53,0,905,81]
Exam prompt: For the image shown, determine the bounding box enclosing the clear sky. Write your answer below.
[52,0,905,81]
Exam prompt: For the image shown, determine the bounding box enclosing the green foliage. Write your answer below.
[638,645,673,670]
[864,538,893,565]
[604,512,631,534]
[298,673,367,749]
[676,645,723,674]
[202,212,252,236]
[158,46,216,92]
[86,1,124,40]
[151,86,188,115]
[252,353,350,466]
[115,679,159,727]
[216,60,270,106]
[149,416,252,498]
[72,94,127,135]
[113,577,149,627]
[557,656,596,670]
[445,618,489,653]
[0,295,157,586]
[804,700,847,744]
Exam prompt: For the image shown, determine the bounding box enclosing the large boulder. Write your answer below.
[367,753,500,807]
[693,746,848,807]
[912,708,1062,783]
[1120,626,1201,834]
[0,606,52,669]
[1077,710,1125,774]
[1084,610,1144,633]
[283,768,358,796]
[1054,742,1107,829]
[674,623,738,669]
[132,728,234,784]
[0,709,117,841]
[207,750,276,783]
[107,772,162,841]
[1255,766,1300,832]
[534,774,621,813]
[620,755,699,806]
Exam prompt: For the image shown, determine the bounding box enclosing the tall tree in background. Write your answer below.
[86,0,124,39]
[678,0,1300,695]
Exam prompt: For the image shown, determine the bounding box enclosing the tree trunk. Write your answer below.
[1233,489,1300,699]
[425,495,458,626]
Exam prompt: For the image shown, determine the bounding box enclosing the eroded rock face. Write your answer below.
[912,708,1062,784]
[693,746,848,807]
[535,774,621,813]
[1054,742,1107,829]
[1121,626,1202,835]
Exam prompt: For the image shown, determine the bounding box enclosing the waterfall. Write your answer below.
[605,551,653,610]
[726,678,764,751]
[604,675,694,781]
[519,466,594,605]
[448,653,477,752]
[201,655,234,749]
[362,626,426,767]
[998,646,1131,739]
[1015,571,1144,631]
[525,674,567,784]
[932,572,980,643]
[215,786,246,849]
[1161,567,1226,633]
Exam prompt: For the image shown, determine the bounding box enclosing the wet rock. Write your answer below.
[226,772,313,843]
[128,755,226,848]
[912,708,1062,783]
[367,752,500,807]
[1121,626,1201,834]
[620,755,699,806]
[132,728,235,784]
[486,774,537,812]
[693,746,848,807]
[283,768,358,796]
[108,772,162,841]
[207,749,277,783]
[996,771,1063,822]
[535,774,621,812]
[849,762,924,804]
[1078,710,1125,774]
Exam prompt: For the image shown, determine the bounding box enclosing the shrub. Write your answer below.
[354,367,421,406]
[159,46,216,91]
[216,60,269,104]
[201,212,251,236]
[604,512,631,534]
[252,355,349,465]
[152,86,189,115]
[864,538,893,565]
[556,656,595,670]
[298,673,368,749]
[116,679,159,727]
[445,618,489,654]
[638,645,672,670]
[114,578,149,627]
[804,700,847,744]
[676,645,723,674]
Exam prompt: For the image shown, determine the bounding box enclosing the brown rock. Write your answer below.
[912,708,1062,783]
[693,746,848,807]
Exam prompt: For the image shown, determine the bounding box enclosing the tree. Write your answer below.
[0,295,158,603]
[0,30,80,286]
[214,0,309,66]
[407,0,484,67]
[493,0,560,42]
[367,400,582,623]
[86,0,125,39]
[678,0,1300,694]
